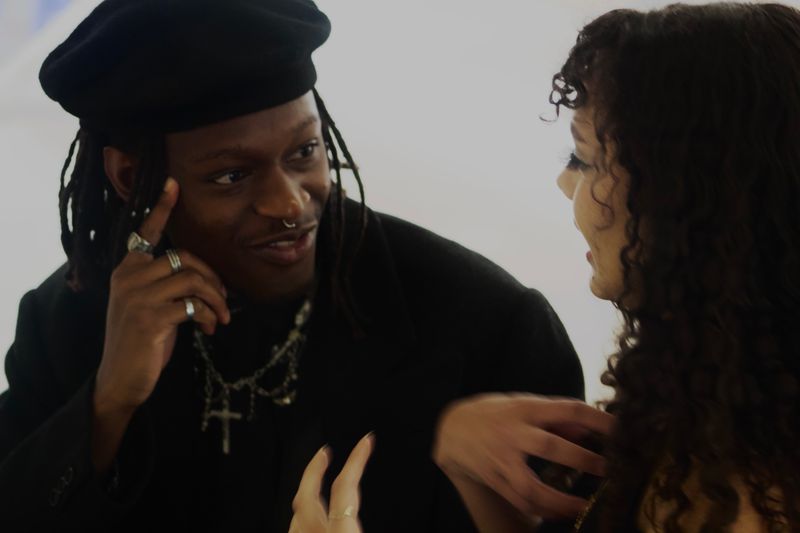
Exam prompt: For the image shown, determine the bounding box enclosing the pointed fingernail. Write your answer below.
[320,445,332,461]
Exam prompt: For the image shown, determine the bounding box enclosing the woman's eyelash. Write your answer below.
[565,152,590,170]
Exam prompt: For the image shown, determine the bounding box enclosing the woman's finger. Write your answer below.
[293,446,332,517]
[518,427,607,477]
[328,433,374,533]
[517,398,615,436]
[522,474,589,519]
[484,468,536,516]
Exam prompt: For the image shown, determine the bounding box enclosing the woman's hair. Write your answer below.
[57,90,367,328]
[552,3,800,531]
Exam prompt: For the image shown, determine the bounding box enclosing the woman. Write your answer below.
[295,3,800,532]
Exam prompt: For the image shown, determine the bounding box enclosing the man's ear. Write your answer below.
[103,146,137,202]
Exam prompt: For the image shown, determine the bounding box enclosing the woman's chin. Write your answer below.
[589,274,615,301]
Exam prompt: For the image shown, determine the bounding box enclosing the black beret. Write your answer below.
[39,0,331,134]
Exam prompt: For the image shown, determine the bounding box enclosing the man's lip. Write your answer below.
[244,223,317,248]
[244,228,317,267]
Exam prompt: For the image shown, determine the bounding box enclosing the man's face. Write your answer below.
[165,91,331,303]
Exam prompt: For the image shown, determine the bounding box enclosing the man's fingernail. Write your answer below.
[164,177,175,192]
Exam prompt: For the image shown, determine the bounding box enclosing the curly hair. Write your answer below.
[551,3,800,531]
[58,90,367,329]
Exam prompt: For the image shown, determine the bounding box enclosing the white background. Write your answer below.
[1,0,793,401]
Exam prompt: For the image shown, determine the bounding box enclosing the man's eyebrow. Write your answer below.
[191,115,320,164]
[292,114,319,135]
[192,145,255,164]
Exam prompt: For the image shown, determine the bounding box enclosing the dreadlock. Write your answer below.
[58,91,367,331]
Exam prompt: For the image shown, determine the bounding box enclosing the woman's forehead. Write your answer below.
[571,108,598,146]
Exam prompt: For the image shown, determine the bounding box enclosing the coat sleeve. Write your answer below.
[482,287,585,400]
[430,288,587,533]
[0,290,155,532]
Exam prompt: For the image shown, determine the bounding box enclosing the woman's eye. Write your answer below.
[566,152,591,171]
[212,170,248,185]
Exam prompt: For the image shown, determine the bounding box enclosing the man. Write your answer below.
[0,0,585,531]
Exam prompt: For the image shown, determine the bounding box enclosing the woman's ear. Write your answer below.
[103,146,137,202]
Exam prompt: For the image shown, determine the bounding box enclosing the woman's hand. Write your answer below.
[433,393,614,520]
[289,433,375,533]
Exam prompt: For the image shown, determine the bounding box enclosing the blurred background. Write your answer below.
[0,0,792,401]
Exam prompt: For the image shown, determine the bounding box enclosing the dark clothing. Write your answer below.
[40,0,331,134]
[0,203,584,532]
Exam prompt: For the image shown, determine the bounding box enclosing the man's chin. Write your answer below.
[238,256,318,304]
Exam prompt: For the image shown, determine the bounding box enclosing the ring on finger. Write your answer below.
[184,298,196,320]
[166,249,183,274]
[126,231,154,255]
[329,505,355,521]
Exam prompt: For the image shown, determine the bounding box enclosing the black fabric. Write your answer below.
[0,201,585,532]
[39,0,330,134]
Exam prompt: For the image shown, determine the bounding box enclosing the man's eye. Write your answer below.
[290,140,320,161]
[212,170,248,185]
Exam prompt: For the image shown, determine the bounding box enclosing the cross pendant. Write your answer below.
[208,403,243,455]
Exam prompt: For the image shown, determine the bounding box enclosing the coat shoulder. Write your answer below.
[9,264,105,390]
[375,212,531,304]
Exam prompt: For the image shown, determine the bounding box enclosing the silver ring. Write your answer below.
[282,219,298,229]
[184,298,195,320]
[166,249,182,274]
[127,231,154,255]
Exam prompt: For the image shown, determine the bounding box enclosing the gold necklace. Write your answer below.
[573,480,609,532]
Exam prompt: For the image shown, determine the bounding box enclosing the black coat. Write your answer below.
[0,204,584,532]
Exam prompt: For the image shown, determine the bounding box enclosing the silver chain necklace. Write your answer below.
[192,299,313,455]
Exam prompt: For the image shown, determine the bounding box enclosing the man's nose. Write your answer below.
[251,170,311,221]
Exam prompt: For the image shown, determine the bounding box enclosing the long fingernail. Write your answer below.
[320,445,332,461]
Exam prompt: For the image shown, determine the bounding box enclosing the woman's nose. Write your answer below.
[557,169,577,200]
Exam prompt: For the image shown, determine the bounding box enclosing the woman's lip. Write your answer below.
[586,250,593,263]
[245,228,316,266]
